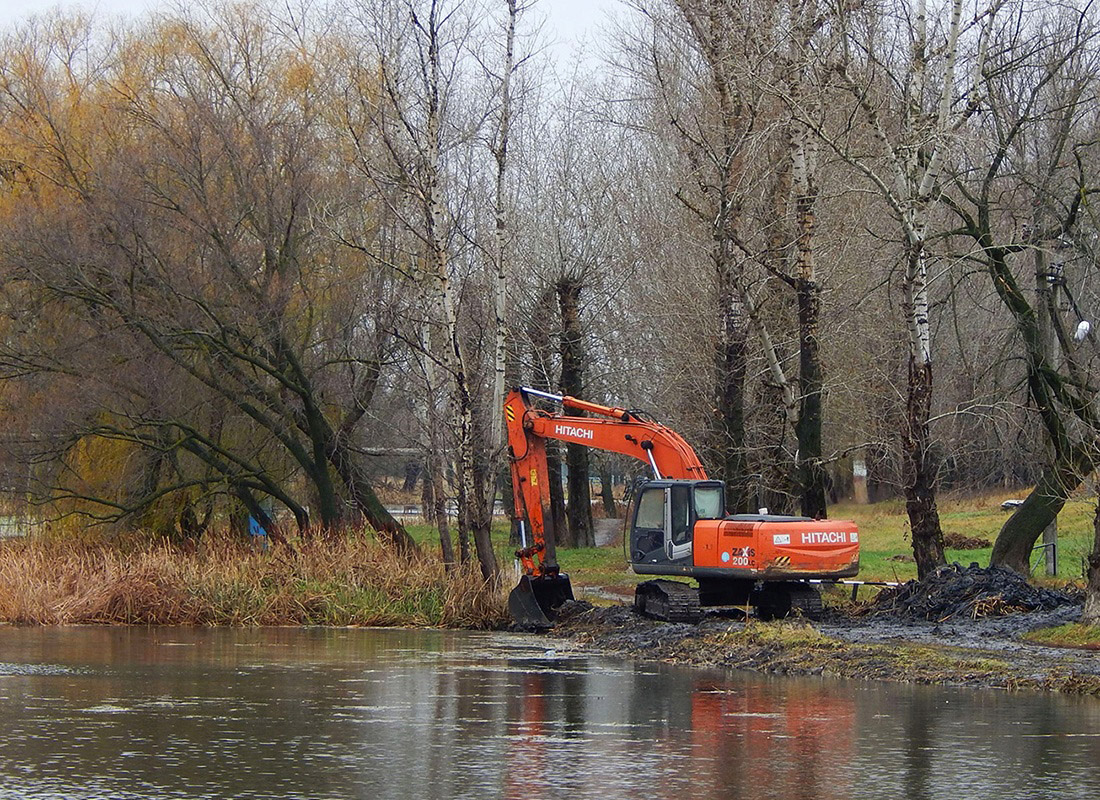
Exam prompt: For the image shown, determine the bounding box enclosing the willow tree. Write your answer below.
[0,7,415,547]
[936,2,1100,573]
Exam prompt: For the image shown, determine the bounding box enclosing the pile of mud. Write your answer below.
[871,563,1081,621]
[943,532,992,550]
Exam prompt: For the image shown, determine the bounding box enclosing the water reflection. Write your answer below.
[0,627,1096,799]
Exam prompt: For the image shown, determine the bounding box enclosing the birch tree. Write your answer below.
[820,0,996,576]
[347,0,513,580]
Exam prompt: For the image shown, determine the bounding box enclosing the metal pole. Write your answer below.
[645,449,662,480]
[1043,518,1058,576]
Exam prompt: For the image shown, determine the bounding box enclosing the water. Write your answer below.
[0,627,1098,800]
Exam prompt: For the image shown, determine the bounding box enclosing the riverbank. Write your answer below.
[548,595,1100,695]
[5,524,1099,696]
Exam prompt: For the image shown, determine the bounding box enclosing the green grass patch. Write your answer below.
[724,620,845,650]
[832,494,1096,583]
[558,545,636,587]
[1022,622,1100,649]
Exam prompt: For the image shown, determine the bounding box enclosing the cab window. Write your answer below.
[670,484,691,545]
[635,487,665,529]
[694,485,723,520]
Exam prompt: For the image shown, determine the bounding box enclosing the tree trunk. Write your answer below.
[300,402,345,530]
[504,315,524,546]
[470,415,498,582]
[716,277,751,513]
[454,383,496,581]
[991,459,1081,573]
[499,464,522,545]
[402,462,421,493]
[317,413,417,551]
[545,441,570,548]
[904,358,946,578]
[796,277,827,518]
[488,0,517,484]
[529,285,568,548]
[423,465,454,565]
[598,459,618,519]
[788,17,827,520]
[557,276,594,547]
[757,380,794,514]
[564,442,593,547]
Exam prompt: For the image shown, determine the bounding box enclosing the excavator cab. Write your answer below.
[629,480,725,567]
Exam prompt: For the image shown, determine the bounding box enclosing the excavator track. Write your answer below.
[754,583,824,621]
[789,585,824,619]
[634,580,703,624]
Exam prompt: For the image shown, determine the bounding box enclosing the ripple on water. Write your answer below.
[83,704,131,714]
[0,663,79,676]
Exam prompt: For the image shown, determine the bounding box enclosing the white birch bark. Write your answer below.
[489,0,517,471]
[418,0,497,577]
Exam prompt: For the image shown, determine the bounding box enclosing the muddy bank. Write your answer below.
[548,592,1100,695]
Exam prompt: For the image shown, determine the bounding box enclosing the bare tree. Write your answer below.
[344,0,533,580]
[816,0,997,576]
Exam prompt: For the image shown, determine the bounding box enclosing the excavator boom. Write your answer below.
[504,387,709,626]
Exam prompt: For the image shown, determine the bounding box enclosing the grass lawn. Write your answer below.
[833,491,1096,585]
[399,488,1097,594]
[1022,622,1100,648]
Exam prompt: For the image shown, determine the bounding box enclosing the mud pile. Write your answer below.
[871,563,1081,621]
[943,532,992,550]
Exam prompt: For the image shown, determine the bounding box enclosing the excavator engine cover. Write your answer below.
[508,574,574,629]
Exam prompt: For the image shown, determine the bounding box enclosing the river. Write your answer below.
[0,626,1097,799]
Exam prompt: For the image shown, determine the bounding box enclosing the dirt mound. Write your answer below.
[553,599,597,622]
[943,532,992,550]
[871,563,1080,621]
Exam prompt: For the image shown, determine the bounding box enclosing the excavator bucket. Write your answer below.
[508,574,574,628]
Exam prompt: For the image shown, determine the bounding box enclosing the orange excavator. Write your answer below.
[504,387,860,627]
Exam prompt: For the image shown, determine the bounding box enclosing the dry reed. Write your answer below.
[0,533,509,628]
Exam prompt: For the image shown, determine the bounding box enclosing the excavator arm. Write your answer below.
[504,386,710,625]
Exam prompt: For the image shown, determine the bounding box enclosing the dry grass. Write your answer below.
[0,533,509,628]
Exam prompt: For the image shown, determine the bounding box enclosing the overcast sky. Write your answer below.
[0,0,619,60]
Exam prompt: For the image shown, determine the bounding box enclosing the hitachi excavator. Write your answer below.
[504,387,860,627]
